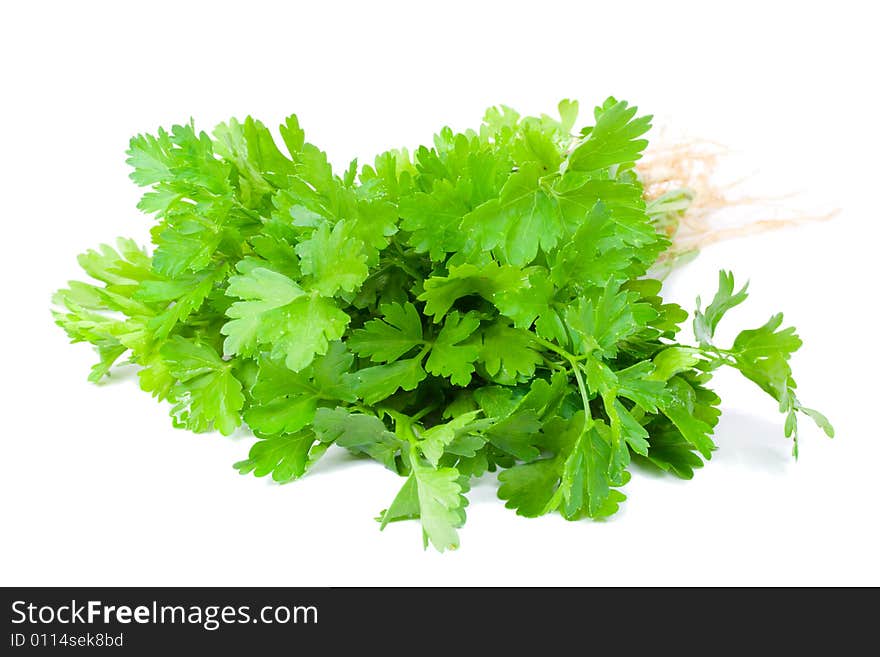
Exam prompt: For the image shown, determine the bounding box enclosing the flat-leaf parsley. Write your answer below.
[53,98,833,550]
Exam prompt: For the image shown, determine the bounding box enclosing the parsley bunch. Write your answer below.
[53,98,832,550]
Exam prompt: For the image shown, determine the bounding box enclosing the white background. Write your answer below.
[1,1,877,586]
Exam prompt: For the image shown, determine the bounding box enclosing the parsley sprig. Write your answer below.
[53,98,832,550]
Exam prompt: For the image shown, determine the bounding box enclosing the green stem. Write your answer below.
[387,409,418,445]
[232,199,264,221]
[691,343,737,369]
[391,257,423,281]
[387,242,424,281]
[351,402,375,415]
[533,335,576,360]
[541,356,567,371]
[414,343,433,363]
[568,357,593,428]
[363,262,393,281]
[411,404,438,422]
[532,336,593,427]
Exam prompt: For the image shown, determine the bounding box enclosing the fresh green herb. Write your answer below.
[53,97,832,551]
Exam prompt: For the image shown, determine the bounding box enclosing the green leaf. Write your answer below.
[565,281,657,357]
[600,391,649,480]
[499,413,621,520]
[650,346,702,381]
[691,273,831,456]
[379,475,420,526]
[222,267,306,356]
[245,389,318,436]
[558,98,579,134]
[558,416,616,519]
[492,268,556,329]
[76,238,153,288]
[800,406,834,438]
[212,117,297,203]
[479,322,542,383]
[152,220,223,279]
[614,399,650,456]
[212,118,274,203]
[399,182,468,260]
[694,270,749,345]
[295,221,370,297]
[138,264,227,339]
[485,410,543,461]
[349,199,398,257]
[568,98,651,172]
[138,351,176,402]
[425,311,481,386]
[349,302,424,363]
[312,407,402,471]
[244,343,356,436]
[418,410,483,466]
[660,377,716,459]
[127,123,231,194]
[161,337,244,436]
[462,162,564,266]
[412,462,468,552]
[381,452,468,552]
[222,267,349,371]
[730,313,802,401]
[615,361,669,412]
[234,431,324,483]
[497,459,561,517]
[127,129,174,186]
[418,262,526,321]
[351,358,428,405]
[512,124,564,170]
[642,418,705,479]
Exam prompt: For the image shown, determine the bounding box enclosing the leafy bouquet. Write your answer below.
[53,97,831,550]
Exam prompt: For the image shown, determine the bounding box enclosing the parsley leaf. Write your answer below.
[161,336,244,436]
[349,302,424,363]
[425,311,482,386]
[222,266,350,371]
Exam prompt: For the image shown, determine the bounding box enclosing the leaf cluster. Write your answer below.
[53,98,832,550]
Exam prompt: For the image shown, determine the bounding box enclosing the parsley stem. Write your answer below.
[365,256,422,283]
[415,343,433,362]
[392,257,423,281]
[568,356,593,427]
[531,336,593,425]
[388,242,425,280]
[364,263,393,280]
[541,356,567,371]
[411,404,438,422]
[532,335,577,361]
[387,409,418,446]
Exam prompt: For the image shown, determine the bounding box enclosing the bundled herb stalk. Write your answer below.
[53,97,832,550]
